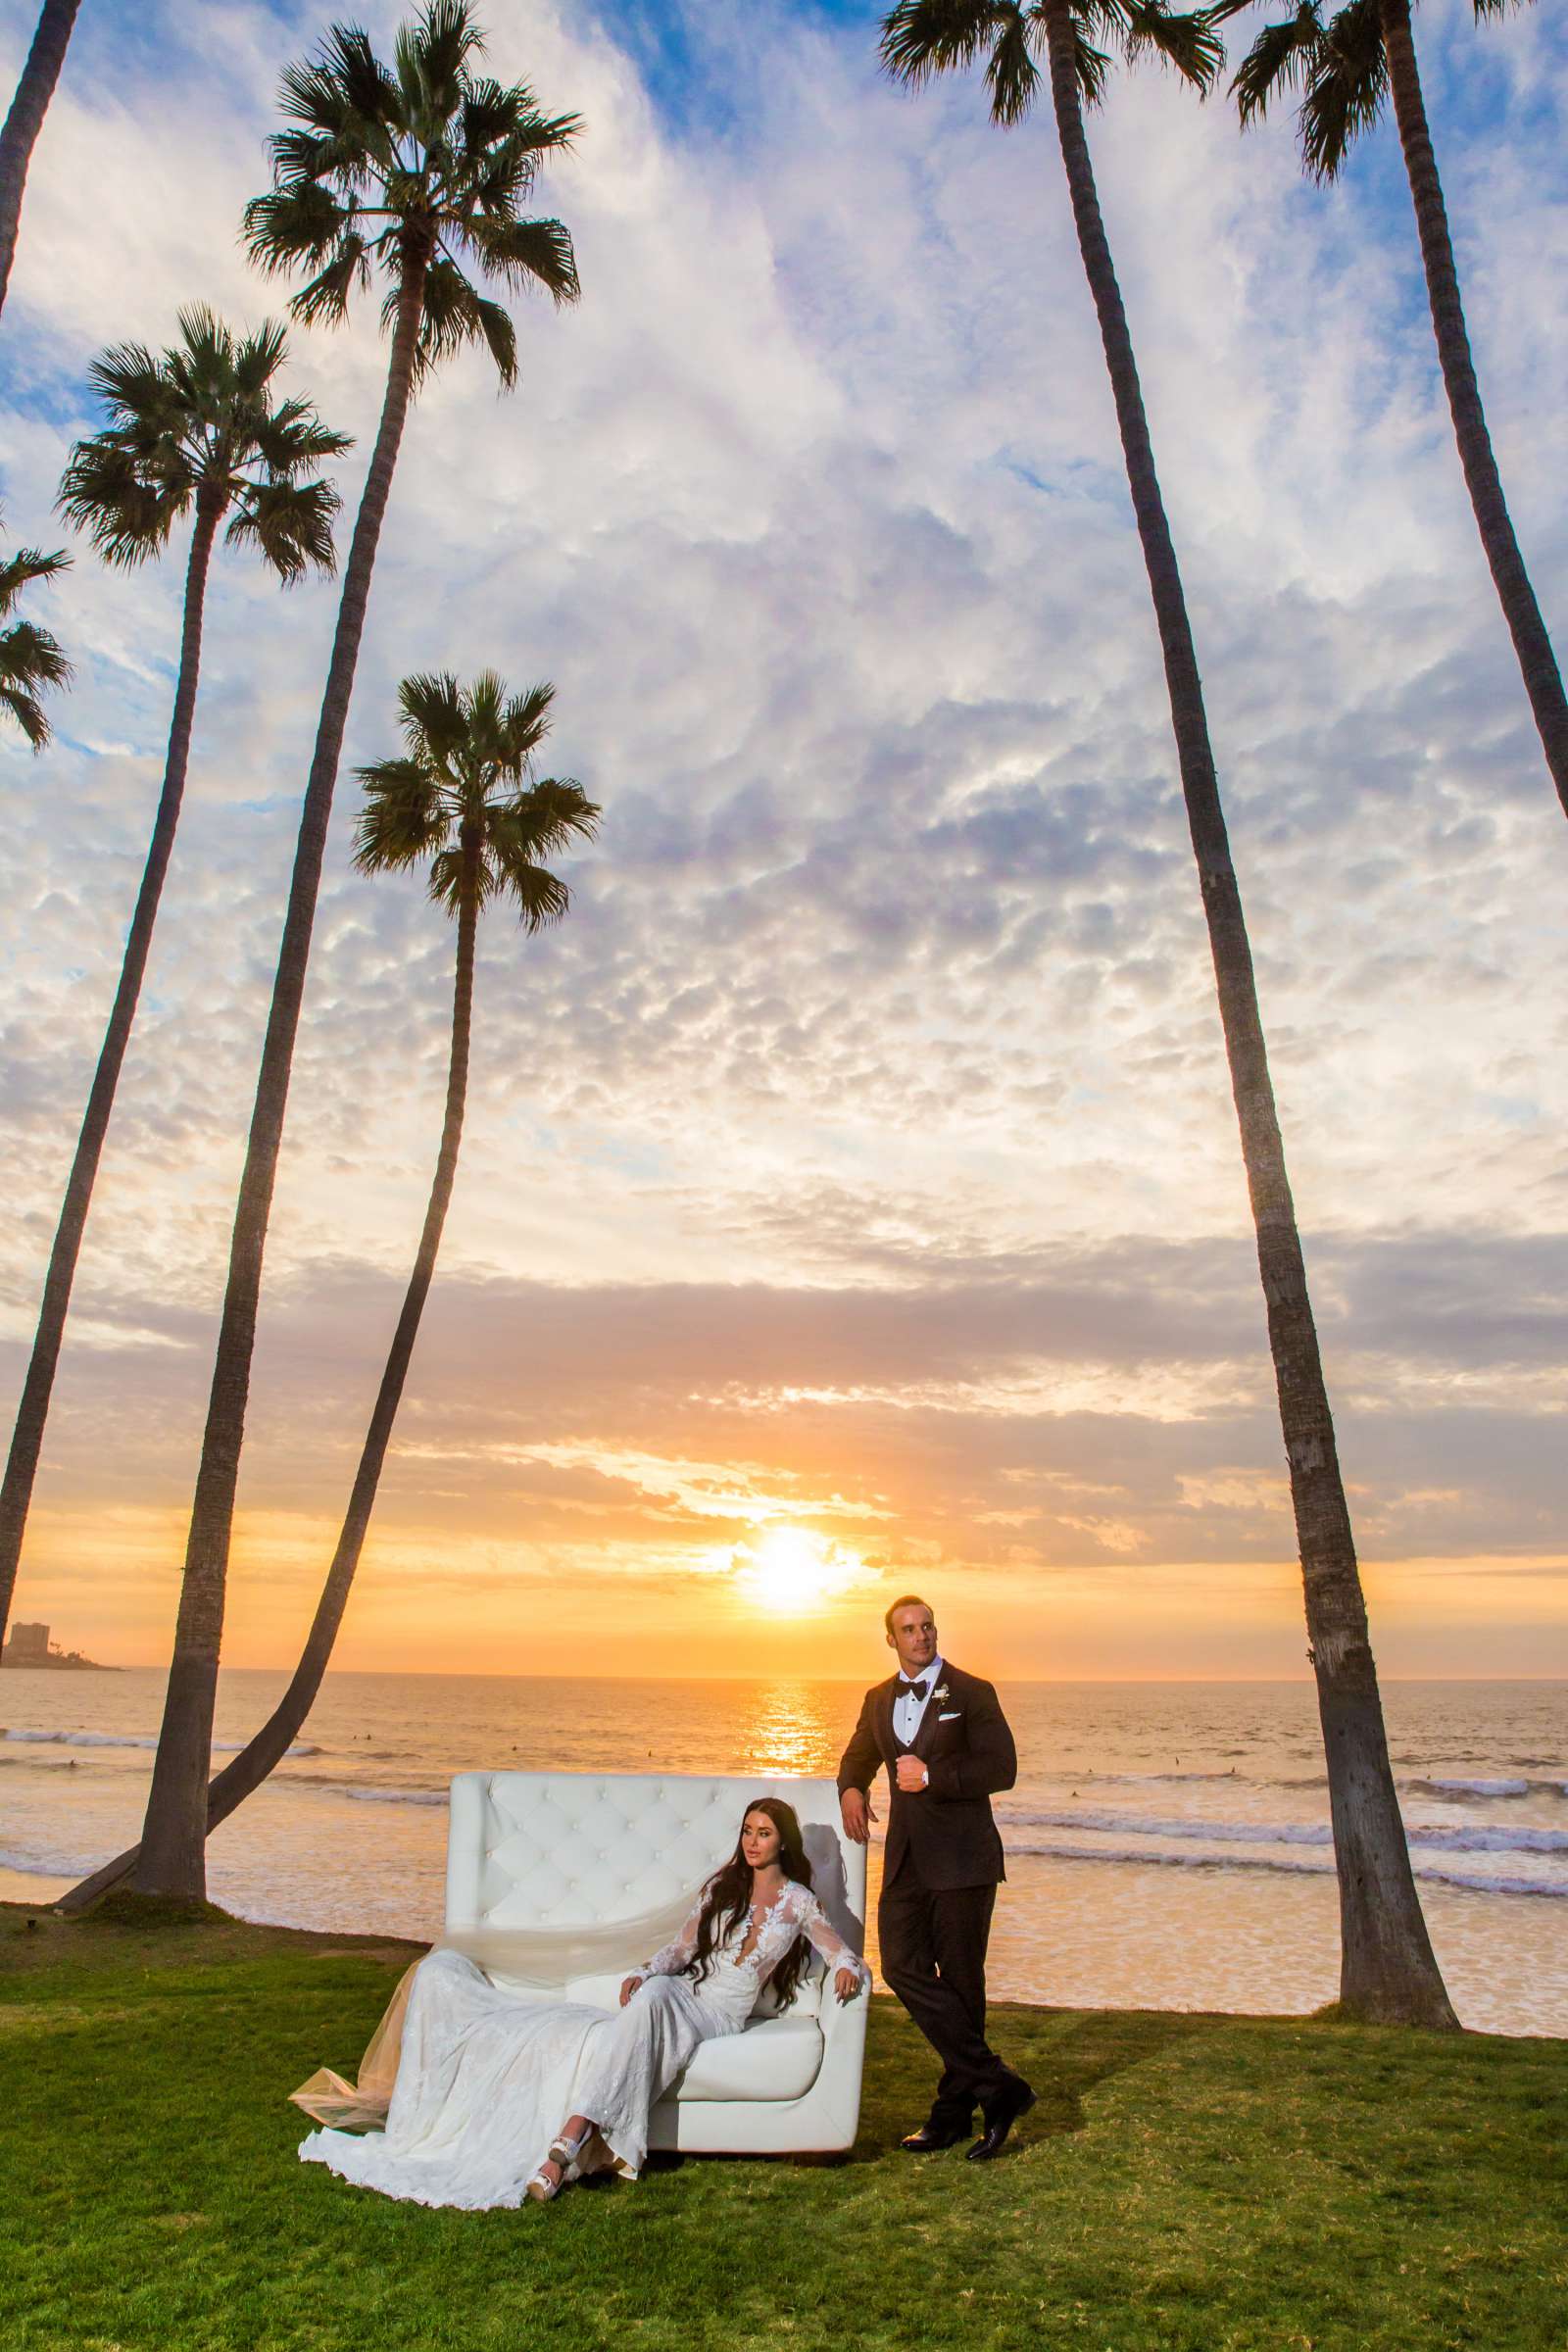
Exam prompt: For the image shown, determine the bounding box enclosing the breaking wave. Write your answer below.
[2,1728,318,1756]
[1001,1803,1568,1858]
[1008,1838,1568,1898]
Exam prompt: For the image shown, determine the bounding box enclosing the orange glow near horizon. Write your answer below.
[9,1498,1567,1685]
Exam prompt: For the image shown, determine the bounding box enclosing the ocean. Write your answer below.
[2,1669,1564,2035]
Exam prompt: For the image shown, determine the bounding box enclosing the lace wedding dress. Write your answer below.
[298,1878,868,2210]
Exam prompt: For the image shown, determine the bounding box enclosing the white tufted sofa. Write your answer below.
[444,1771,869,2155]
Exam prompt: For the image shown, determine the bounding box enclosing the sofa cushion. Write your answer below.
[672,2015,824,2103]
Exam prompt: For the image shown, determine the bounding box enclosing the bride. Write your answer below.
[296,1795,869,2210]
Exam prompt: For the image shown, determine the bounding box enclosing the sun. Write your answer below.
[738,1526,857,1615]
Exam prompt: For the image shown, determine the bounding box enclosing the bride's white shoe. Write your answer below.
[525,2122,595,2204]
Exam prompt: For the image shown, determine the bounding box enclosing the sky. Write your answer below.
[1,0,1565,1684]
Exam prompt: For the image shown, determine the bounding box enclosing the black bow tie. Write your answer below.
[896,1677,928,1700]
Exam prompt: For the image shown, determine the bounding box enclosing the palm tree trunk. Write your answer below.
[0,0,82,318]
[1039,0,1454,2026]
[61,859,478,1915]
[0,488,222,1657]
[1379,0,1568,820]
[131,245,433,1902]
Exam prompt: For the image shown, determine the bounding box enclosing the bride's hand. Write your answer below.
[834,1965,860,2003]
[618,1975,644,2007]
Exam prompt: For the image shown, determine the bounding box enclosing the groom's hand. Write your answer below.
[895,1756,930,1793]
[840,1788,876,1843]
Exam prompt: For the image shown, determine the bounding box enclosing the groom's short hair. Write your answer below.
[884,1593,931,1635]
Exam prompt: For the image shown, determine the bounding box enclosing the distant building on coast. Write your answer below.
[0,1621,116,1670]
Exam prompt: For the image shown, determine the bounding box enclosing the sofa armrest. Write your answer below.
[818,1966,869,2055]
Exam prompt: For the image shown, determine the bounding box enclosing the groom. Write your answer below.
[838,1595,1035,2161]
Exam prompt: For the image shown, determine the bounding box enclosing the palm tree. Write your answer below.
[1218,0,1567,822]
[130,1,580,1903]
[61,675,597,1913]
[0,0,83,318]
[0,516,69,746]
[880,0,1455,2027]
[0,311,346,1664]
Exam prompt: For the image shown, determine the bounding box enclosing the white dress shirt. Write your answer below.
[893,1654,945,1750]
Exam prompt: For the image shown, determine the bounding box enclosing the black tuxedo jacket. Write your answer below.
[836,1662,1016,1891]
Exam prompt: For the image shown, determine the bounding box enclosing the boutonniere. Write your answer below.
[933,1684,950,1704]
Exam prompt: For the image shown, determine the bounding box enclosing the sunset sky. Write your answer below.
[1,0,1564,1684]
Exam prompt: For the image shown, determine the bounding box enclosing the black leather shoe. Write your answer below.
[965,2081,1036,2163]
[899,2120,971,2153]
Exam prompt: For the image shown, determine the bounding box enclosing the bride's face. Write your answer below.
[741,1810,782,1870]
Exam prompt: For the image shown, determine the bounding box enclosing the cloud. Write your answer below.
[0,0,1564,1671]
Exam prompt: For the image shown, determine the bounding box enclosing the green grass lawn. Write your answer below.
[2,1904,1564,2352]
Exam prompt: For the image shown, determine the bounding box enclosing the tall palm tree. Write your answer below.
[0,516,69,746]
[131,1,580,1903]
[1218,0,1567,821]
[61,675,597,1913]
[0,0,83,318]
[880,0,1455,2026]
[0,311,346,1663]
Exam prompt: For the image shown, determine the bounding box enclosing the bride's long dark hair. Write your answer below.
[687,1797,814,2009]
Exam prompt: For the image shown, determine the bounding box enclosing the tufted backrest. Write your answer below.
[445,1772,865,1956]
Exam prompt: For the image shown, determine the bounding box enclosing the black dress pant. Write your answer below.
[878,1863,1017,2126]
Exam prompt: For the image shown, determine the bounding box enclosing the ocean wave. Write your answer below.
[280,1772,447,1806]
[0,1844,95,1881]
[1009,1838,1568,1898]
[1416,1865,1568,1900]
[1411,1777,1530,1799]
[1,1729,318,1756]
[1000,1804,1568,1858]
[335,1785,446,1807]
[1410,1823,1568,1855]
[1006,1805,1334,1847]
[1078,1770,1246,1786]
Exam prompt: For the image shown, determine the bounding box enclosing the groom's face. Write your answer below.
[886,1604,938,1677]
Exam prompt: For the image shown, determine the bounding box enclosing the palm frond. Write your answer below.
[1120,0,1226,87]
[1229,2,1326,122]
[1299,0,1387,176]
[405,259,518,384]
[0,542,71,614]
[984,9,1041,122]
[398,668,470,768]
[879,0,1022,89]
[1073,24,1113,100]
[289,235,374,328]
[398,0,486,111]
[229,317,292,401]
[498,678,556,758]
[459,212,579,304]
[244,182,358,279]
[249,402,354,475]
[0,618,71,749]
[83,339,169,424]
[503,774,600,861]
[1,682,53,749]
[57,437,183,564]
[225,476,342,582]
[492,856,571,932]
[354,754,450,872]
[279,23,401,141]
